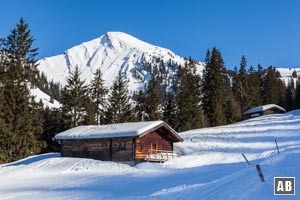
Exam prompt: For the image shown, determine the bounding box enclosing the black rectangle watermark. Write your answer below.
[274,177,295,195]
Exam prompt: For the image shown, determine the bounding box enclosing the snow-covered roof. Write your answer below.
[54,121,182,141]
[243,104,286,115]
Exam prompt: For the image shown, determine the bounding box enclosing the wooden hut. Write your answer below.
[54,121,183,164]
[243,104,286,120]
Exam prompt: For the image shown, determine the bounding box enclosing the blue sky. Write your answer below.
[1,0,300,69]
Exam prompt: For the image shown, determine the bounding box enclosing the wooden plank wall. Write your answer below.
[111,138,134,161]
[60,131,175,163]
[61,137,134,161]
[135,131,172,159]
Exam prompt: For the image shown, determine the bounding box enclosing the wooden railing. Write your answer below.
[145,150,178,162]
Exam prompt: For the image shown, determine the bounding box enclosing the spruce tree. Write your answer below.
[295,80,300,109]
[292,70,297,78]
[238,55,250,112]
[176,58,202,131]
[61,66,89,127]
[162,93,177,128]
[231,66,243,120]
[106,71,135,123]
[83,98,96,125]
[248,65,261,107]
[257,64,265,104]
[145,71,161,120]
[135,90,148,121]
[202,48,227,126]
[0,18,43,163]
[0,36,6,161]
[285,80,295,111]
[223,69,236,124]
[231,66,239,97]
[5,18,39,86]
[89,68,108,125]
[262,67,285,107]
[41,108,63,153]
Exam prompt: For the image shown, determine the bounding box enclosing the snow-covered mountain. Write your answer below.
[38,32,205,92]
[37,32,298,98]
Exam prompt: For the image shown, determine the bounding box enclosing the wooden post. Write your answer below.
[256,164,265,182]
[275,139,280,154]
[242,153,250,165]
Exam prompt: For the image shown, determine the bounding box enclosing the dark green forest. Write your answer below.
[0,18,300,163]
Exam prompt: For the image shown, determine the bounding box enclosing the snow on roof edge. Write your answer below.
[243,104,286,115]
[54,121,182,141]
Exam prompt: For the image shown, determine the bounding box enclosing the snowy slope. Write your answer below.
[38,32,205,91]
[277,67,300,87]
[277,67,300,77]
[1,110,299,199]
[30,87,61,109]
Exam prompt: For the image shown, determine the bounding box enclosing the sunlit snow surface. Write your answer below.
[30,87,61,109]
[1,110,300,199]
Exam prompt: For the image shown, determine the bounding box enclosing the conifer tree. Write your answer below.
[106,71,135,123]
[162,93,177,128]
[5,18,39,86]
[247,65,261,107]
[0,36,6,162]
[61,66,89,127]
[89,68,108,125]
[292,70,297,78]
[262,67,285,107]
[176,58,202,131]
[83,98,97,125]
[231,66,239,97]
[285,79,295,111]
[202,48,226,126]
[295,80,300,109]
[0,18,43,162]
[41,108,63,153]
[231,66,243,120]
[238,55,250,112]
[257,64,265,103]
[223,69,236,124]
[145,71,161,120]
[135,90,148,121]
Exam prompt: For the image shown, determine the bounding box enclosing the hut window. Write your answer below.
[119,142,126,150]
[150,143,158,153]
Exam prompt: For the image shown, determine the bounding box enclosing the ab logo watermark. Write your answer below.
[274,177,295,195]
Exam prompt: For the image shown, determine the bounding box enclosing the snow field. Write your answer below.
[0,110,299,199]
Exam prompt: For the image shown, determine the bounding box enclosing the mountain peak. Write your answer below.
[102,32,155,51]
[38,32,204,91]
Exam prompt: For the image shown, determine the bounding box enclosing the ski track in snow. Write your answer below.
[0,110,299,199]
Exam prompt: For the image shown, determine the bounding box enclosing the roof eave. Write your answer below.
[138,122,183,142]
